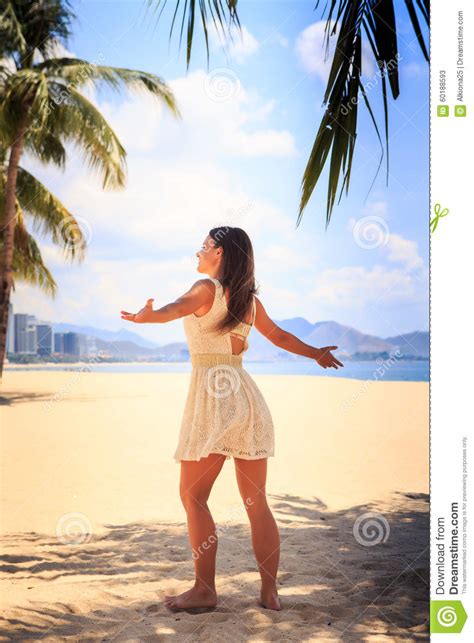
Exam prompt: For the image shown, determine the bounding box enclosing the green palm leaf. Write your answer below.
[45,82,127,189]
[36,59,181,116]
[0,0,73,59]
[298,0,430,225]
[0,1,27,56]
[10,212,58,296]
[1,68,50,134]
[24,129,66,168]
[16,166,86,262]
[1,1,182,377]
[147,0,241,69]
[0,174,57,295]
[148,0,429,226]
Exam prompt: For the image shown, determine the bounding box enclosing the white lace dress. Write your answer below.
[173,278,275,462]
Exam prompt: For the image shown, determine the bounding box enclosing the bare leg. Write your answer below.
[164,453,226,610]
[234,457,281,610]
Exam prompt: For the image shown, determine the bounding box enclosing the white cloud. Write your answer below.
[309,264,426,309]
[98,95,165,152]
[295,21,374,83]
[48,41,76,59]
[228,25,260,63]
[11,256,197,335]
[385,233,424,272]
[57,158,294,254]
[348,211,424,272]
[98,69,296,158]
[301,197,427,315]
[13,214,311,342]
[210,24,260,63]
[347,202,391,240]
[268,32,289,48]
[12,56,426,340]
[14,65,302,340]
[362,201,390,219]
[230,129,297,157]
[33,41,76,64]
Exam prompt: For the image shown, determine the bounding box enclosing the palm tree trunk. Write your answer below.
[0,118,27,380]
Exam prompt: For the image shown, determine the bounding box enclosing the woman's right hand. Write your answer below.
[314,346,344,369]
[120,298,155,323]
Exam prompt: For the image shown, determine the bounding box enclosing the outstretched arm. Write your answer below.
[120,279,215,324]
[254,297,343,369]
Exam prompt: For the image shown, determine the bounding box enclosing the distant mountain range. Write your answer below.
[53,323,159,349]
[53,320,429,362]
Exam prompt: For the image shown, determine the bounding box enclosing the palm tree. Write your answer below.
[0,0,180,377]
[148,0,429,226]
[0,147,84,299]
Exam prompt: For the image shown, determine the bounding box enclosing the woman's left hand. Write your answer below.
[121,298,154,323]
[314,345,344,369]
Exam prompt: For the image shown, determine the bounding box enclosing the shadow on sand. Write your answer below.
[0,490,429,640]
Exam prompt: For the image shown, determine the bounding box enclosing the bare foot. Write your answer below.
[163,585,217,611]
[259,586,282,611]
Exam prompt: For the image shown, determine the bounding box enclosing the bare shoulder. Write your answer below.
[189,278,217,303]
[190,278,216,293]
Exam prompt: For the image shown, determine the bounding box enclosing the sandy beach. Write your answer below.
[0,370,429,640]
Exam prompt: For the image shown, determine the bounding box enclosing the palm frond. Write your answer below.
[1,68,50,135]
[405,0,429,61]
[36,59,180,116]
[10,209,58,296]
[299,0,369,227]
[146,0,241,70]
[45,81,127,189]
[0,1,27,57]
[15,166,86,262]
[298,0,429,225]
[0,0,73,61]
[0,185,57,296]
[24,128,66,168]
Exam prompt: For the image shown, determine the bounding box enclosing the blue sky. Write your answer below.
[13,0,429,344]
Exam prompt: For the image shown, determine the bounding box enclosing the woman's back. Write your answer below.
[183,277,256,357]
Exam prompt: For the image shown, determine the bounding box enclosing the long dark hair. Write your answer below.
[208,226,258,334]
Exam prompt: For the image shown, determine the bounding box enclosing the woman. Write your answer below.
[121,226,343,612]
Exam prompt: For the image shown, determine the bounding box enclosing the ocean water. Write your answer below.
[6,360,429,382]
